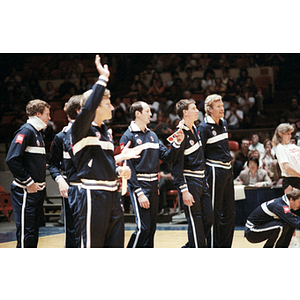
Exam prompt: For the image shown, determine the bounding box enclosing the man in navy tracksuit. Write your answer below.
[62,93,92,248]
[172,99,213,247]
[71,55,140,248]
[245,188,300,247]
[198,94,235,248]
[120,101,184,248]
[6,99,51,247]
[48,94,85,248]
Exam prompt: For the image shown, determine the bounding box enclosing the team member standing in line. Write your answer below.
[48,102,73,247]
[198,94,235,248]
[120,101,184,248]
[62,93,92,248]
[48,95,87,248]
[6,99,51,247]
[172,99,213,247]
[245,188,300,248]
[71,55,141,248]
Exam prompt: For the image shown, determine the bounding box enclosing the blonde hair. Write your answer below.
[287,188,300,201]
[272,123,294,146]
[80,89,93,108]
[248,149,260,159]
[204,94,222,116]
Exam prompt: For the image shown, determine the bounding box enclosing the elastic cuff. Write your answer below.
[99,75,109,82]
[173,140,181,148]
[55,175,64,183]
[96,79,107,87]
[96,75,109,87]
[179,184,188,193]
[26,179,34,187]
[135,188,144,197]
[16,177,33,186]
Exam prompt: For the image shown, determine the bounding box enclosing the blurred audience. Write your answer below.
[234,157,272,187]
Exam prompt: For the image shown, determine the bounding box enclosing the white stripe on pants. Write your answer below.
[21,190,27,248]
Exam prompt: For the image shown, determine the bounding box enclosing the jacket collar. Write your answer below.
[27,116,47,131]
[205,115,224,125]
[180,123,196,132]
[129,121,149,133]
[282,194,290,207]
[62,121,74,133]
[92,121,102,127]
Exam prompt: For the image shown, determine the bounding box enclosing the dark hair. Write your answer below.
[252,133,260,139]
[130,101,144,120]
[239,67,248,77]
[176,99,195,119]
[247,157,259,167]
[66,95,81,119]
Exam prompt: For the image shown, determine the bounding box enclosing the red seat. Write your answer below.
[0,186,13,222]
[167,190,179,213]
[228,140,239,152]
[52,109,67,132]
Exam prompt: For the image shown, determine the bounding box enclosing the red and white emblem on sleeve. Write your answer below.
[15,134,25,145]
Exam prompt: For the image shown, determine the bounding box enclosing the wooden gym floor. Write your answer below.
[2,224,298,248]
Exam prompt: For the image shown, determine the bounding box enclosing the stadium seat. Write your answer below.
[228,140,239,152]
[0,186,13,222]
[167,190,179,213]
[52,109,67,132]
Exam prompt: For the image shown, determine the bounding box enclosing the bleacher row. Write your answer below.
[45,65,275,129]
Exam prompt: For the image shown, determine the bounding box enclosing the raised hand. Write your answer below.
[95,54,110,79]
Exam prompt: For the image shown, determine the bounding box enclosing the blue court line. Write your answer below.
[0,226,65,243]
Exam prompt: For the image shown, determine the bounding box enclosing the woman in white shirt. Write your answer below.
[272,123,300,192]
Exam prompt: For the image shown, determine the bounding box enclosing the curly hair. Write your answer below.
[26,99,50,116]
